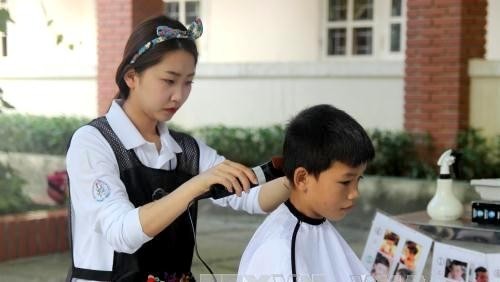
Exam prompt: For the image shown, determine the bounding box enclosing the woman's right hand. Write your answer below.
[192,159,258,197]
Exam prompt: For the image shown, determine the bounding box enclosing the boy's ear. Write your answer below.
[293,167,309,193]
[124,69,137,89]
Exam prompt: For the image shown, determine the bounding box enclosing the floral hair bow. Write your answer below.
[130,18,203,64]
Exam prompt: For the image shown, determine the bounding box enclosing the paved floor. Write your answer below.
[0,202,371,282]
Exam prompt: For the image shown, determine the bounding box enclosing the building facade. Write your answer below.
[0,0,499,152]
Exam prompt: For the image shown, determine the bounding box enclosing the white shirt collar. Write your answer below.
[157,121,183,154]
[106,100,183,154]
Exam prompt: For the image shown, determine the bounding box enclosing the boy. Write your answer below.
[371,254,390,282]
[379,231,400,258]
[399,241,419,270]
[446,260,466,282]
[238,104,375,281]
[474,266,488,282]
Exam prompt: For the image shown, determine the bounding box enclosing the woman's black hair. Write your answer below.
[114,15,199,100]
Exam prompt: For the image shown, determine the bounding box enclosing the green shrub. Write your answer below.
[365,130,435,179]
[195,126,437,179]
[456,129,500,180]
[194,125,285,167]
[0,161,31,215]
[0,114,89,155]
[0,114,498,180]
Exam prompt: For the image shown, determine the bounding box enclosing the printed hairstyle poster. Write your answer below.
[431,242,488,282]
[361,212,433,282]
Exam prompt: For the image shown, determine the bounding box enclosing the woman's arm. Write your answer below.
[140,173,291,237]
[196,139,290,214]
[257,177,291,213]
[139,159,257,237]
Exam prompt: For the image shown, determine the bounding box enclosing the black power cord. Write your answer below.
[187,200,217,282]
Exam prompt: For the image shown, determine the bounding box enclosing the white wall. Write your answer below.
[469,59,500,137]
[486,0,500,60]
[0,0,97,117]
[174,61,405,130]
[0,63,96,117]
[4,0,96,64]
[198,0,321,62]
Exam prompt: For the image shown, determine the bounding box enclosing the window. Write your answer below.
[326,0,374,57]
[390,23,401,52]
[324,0,406,58]
[328,28,346,55]
[185,1,199,24]
[390,0,403,53]
[353,0,373,20]
[165,2,179,21]
[328,0,347,21]
[353,27,372,55]
[164,0,200,25]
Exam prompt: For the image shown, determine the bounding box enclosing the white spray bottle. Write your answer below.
[426,149,464,221]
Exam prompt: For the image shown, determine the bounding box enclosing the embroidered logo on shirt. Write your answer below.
[92,179,111,202]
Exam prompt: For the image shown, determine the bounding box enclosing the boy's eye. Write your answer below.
[339,176,364,186]
[185,81,193,86]
[163,79,175,85]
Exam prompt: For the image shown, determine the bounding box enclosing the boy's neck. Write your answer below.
[288,192,324,220]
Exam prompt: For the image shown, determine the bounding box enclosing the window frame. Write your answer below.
[164,0,200,25]
[388,0,406,56]
[322,0,406,60]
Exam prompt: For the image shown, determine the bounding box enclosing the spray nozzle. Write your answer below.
[437,149,455,177]
[437,149,462,179]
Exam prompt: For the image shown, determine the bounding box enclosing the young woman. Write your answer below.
[66,16,290,282]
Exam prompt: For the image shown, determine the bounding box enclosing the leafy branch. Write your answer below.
[0,7,15,34]
[0,88,15,113]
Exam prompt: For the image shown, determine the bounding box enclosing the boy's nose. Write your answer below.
[348,185,360,200]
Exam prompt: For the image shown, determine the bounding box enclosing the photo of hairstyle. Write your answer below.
[379,230,400,259]
[371,252,391,282]
[392,263,414,282]
[444,259,468,282]
[473,266,488,282]
[399,240,420,271]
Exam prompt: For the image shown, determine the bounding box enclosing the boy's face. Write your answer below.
[403,247,416,262]
[381,239,395,254]
[449,265,464,279]
[371,262,389,281]
[476,271,488,282]
[304,161,366,221]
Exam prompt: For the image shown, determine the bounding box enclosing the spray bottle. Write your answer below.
[426,149,464,221]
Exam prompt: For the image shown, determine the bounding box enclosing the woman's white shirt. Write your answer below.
[67,101,264,279]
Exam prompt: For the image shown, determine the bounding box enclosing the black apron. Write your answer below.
[67,117,200,281]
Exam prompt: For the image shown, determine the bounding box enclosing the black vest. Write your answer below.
[68,117,200,281]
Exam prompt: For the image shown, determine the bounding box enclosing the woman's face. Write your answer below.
[127,49,196,122]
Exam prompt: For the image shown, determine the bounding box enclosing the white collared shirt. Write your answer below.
[67,100,265,280]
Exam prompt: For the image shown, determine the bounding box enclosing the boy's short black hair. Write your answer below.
[405,241,419,255]
[475,266,487,274]
[283,104,375,180]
